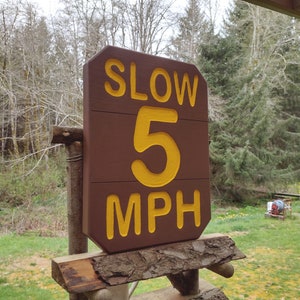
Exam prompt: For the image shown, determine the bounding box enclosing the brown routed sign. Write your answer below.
[83,46,210,253]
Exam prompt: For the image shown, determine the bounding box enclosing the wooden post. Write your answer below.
[167,270,199,295]
[52,127,88,300]
[66,141,88,256]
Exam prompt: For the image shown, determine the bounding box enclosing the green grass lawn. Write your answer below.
[0,200,299,299]
[200,203,300,300]
[134,201,300,299]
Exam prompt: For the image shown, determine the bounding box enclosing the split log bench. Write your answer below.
[52,233,245,299]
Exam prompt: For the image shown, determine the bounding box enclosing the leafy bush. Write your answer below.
[0,151,68,235]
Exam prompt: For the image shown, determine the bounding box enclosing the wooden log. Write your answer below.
[65,141,88,256]
[272,192,299,199]
[51,126,88,300]
[52,252,103,294]
[166,263,234,295]
[52,234,246,294]
[206,262,234,278]
[51,126,83,145]
[92,234,244,285]
[167,270,199,296]
[66,141,88,300]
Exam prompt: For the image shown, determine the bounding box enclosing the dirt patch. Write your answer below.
[3,255,56,289]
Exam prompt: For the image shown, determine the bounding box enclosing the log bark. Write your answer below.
[92,234,244,286]
[51,126,83,145]
[52,234,245,294]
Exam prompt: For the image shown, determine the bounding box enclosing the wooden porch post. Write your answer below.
[52,126,88,300]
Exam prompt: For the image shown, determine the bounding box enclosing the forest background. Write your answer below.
[0,0,299,231]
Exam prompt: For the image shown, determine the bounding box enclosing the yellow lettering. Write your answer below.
[148,191,171,233]
[131,106,180,188]
[106,193,141,240]
[174,72,199,107]
[130,62,148,101]
[104,59,126,97]
[176,190,201,229]
[150,68,172,103]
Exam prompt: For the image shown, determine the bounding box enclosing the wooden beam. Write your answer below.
[52,251,104,294]
[52,234,245,294]
[51,126,83,145]
[243,0,300,18]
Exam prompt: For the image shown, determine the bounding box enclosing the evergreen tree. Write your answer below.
[201,1,300,200]
[168,0,211,64]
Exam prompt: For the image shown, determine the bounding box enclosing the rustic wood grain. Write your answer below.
[52,234,245,294]
[92,233,244,285]
[52,252,105,294]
